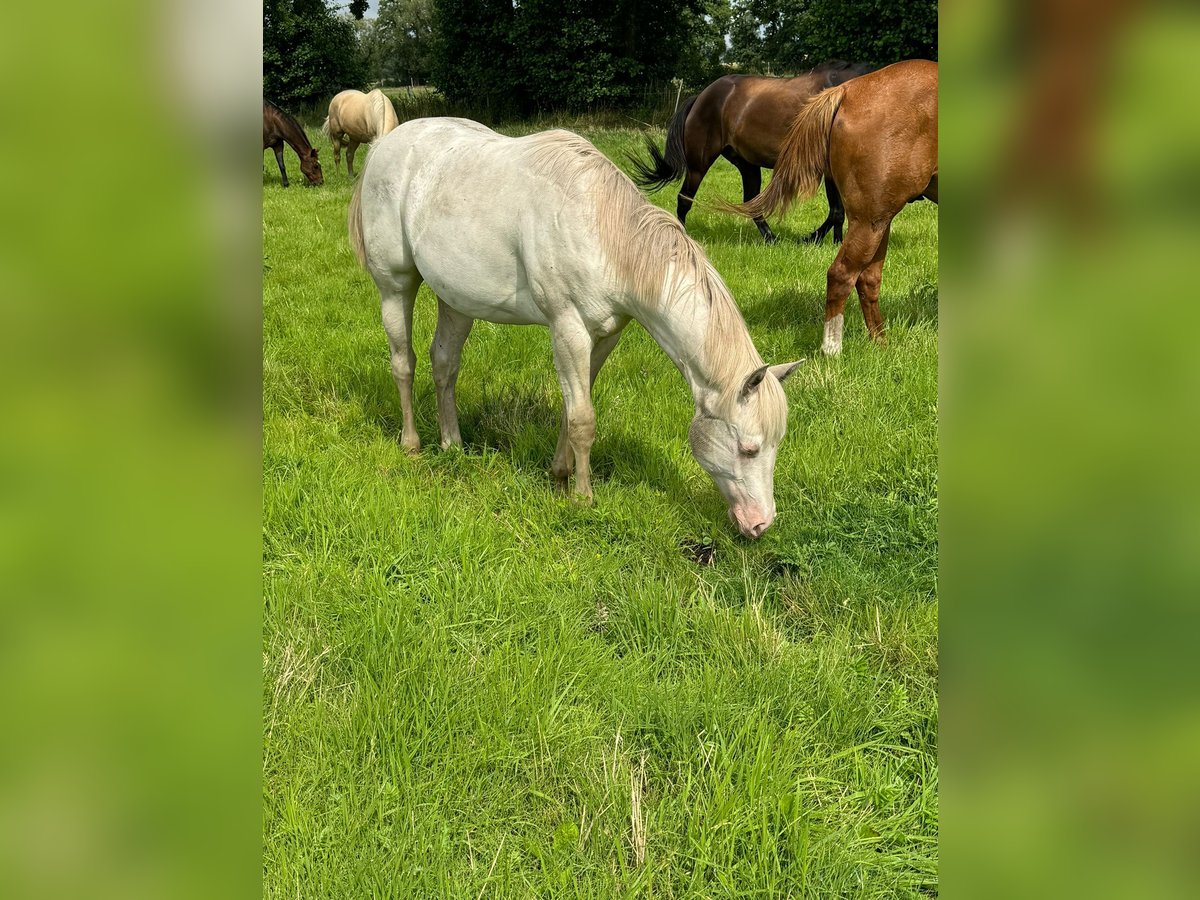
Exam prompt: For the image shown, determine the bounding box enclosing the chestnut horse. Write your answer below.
[322,89,399,177]
[263,100,323,187]
[729,60,937,355]
[631,61,873,244]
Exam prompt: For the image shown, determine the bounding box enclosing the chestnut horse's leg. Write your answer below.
[727,155,776,244]
[272,146,289,187]
[430,299,475,450]
[380,273,424,452]
[855,223,892,344]
[821,222,888,355]
[347,141,360,178]
[802,180,846,245]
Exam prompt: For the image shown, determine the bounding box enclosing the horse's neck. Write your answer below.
[282,120,311,153]
[634,289,755,414]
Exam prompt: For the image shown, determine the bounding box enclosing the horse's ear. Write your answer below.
[769,360,805,383]
[309,148,319,158]
[740,365,770,400]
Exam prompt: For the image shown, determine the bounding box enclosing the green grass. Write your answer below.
[263,123,938,897]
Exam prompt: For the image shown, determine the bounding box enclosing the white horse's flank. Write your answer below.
[322,89,399,177]
[349,119,802,538]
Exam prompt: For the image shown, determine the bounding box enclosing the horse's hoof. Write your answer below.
[763,234,779,245]
[400,436,421,454]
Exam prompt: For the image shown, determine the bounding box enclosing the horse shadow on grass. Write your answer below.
[739,281,939,336]
[350,373,693,500]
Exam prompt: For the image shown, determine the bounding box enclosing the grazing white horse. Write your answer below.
[349,119,802,538]
[322,88,399,177]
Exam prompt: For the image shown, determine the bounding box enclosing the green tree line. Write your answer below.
[264,0,936,113]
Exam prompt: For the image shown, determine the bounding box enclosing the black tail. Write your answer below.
[628,94,697,192]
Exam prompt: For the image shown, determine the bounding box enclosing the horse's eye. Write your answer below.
[739,444,760,458]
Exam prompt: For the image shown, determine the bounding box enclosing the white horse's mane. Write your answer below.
[526,131,787,438]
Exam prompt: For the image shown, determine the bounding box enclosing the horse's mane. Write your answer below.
[264,99,312,148]
[525,131,786,436]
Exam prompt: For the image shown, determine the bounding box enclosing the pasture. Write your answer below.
[263,123,938,897]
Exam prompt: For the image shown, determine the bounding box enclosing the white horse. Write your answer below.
[322,89,399,177]
[349,119,802,538]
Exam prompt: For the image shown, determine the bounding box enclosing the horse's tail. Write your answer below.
[724,85,845,221]
[629,94,697,192]
[348,150,369,269]
[371,90,397,139]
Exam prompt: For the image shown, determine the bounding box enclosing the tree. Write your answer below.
[727,0,937,73]
[264,0,369,108]
[431,0,725,115]
[368,0,437,86]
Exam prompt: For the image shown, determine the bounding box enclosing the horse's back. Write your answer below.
[360,120,623,325]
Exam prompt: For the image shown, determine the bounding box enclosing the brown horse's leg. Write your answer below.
[821,222,886,355]
[727,155,776,243]
[803,179,846,245]
[347,141,360,178]
[272,146,289,187]
[855,223,892,344]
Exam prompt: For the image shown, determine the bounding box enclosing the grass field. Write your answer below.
[263,122,938,897]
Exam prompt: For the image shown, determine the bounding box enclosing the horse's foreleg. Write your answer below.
[822,222,887,355]
[803,179,845,245]
[550,325,598,501]
[430,300,474,450]
[729,157,775,243]
[380,274,423,451]
[347,141,360,178]
[273,146,288,187]
[855,223,892,344]
[550,327,625,490]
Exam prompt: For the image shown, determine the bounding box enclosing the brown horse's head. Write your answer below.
[300,147,324,185]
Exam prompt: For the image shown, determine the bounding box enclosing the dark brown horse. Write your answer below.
[263,100,323,187]
[631,61,873,244]
[728,60,938,355]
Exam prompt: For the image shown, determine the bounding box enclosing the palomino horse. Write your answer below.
[631,61,873,244]
[322,89,399,177]
[730,60,938,355]
[349,119,803,539]
[263,100,323,186]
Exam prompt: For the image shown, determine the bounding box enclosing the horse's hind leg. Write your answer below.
[551,327,624,490]
[430,300,474,450]
[347,141,360,178]
[727,155,776,243]
[821,221,887,355]
[272,146,288,187]
[379,273,423,452]
[330,135,342,174]
[855,223,892,344]
[803,179,846,245]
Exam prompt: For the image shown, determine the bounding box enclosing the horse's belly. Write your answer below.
[428,279,549,326]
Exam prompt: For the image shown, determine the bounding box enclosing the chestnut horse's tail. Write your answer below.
[629,94,697,192]
[348,151,369,268]
[726,85,846,221]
